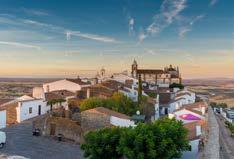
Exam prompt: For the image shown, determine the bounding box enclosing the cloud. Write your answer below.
[178,14,205,38]
[0,41,40,49]
[128,17,135,35]
[65,31,118,43]
[210,0,218,6]
[0,14,118,43]
[147,0,187,35]
[144,49,160,55]
[21,19,63,31]
[179,27,191,39]
[189,15,205,25]
[138,30,147,43]
[22,8,49,16]
[138,0,187,42]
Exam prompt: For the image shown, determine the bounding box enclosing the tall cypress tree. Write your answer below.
[138,74,142,105]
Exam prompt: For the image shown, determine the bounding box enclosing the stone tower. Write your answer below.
[131,59,138,78]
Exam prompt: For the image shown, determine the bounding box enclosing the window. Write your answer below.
[29,107,32,114]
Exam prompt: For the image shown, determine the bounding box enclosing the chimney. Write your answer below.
[33,87,45,100]
[87,88,90,99]
[196,125,202,136]
[201,106,206,115]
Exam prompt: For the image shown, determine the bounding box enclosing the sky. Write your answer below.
[0,0,233,78]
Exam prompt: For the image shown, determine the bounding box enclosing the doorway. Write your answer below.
[50,124,56,136]
[165,108,168,115]
[38,105,41,115]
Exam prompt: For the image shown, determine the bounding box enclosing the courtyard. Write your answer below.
[0,118,83,159]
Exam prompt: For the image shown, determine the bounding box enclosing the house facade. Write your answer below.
[0,95,48,128]
[159,89,196,116]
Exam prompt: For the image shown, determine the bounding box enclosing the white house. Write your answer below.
[119,86,148,102]
[0,95,49,127]
[174,89,196,104]
[43,78,91,93]
[159,88,196,116]
[16,99,48,123]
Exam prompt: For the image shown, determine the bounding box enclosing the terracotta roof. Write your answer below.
[137,69,164,74]
[175,92,192,98]
[83,107,130,119]
[0,99,12,106]
[100,80,123,90]
[45,90,75,101]
[66,78,91,85]
[119,87,131,93]
[171,97,186,103]
[49,90,75,97]
[183,102,206,108]
[173,102,207,116]
[0,102,18,110]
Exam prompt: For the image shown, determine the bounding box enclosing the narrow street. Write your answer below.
[215,114,234,159]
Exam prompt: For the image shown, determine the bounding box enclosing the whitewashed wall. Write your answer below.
[0,110,6,129]
[16,100,48,123]
[182,139,199,159]
[43,79,89,93]
[110,116,135,127]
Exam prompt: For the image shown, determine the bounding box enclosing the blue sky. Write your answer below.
[0,0,233,78]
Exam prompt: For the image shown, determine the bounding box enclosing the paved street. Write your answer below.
[0,119,83,159]
[216,114,234,159]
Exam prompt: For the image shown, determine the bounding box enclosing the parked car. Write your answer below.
[0,131,6,148]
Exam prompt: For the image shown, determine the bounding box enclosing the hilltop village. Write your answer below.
[0,60,210,158]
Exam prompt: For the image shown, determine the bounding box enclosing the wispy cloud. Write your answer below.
[138,30,147,43]
[20,19,63,31]
[0,41,40,49]
[139,0,187,42]
[0,14,118,43]
[147,0,187,35]
[65,31,118,43]
[190,15,205,25]
[178,14,205,38]
[210,0,218,6]
[128,17,135,35]
[178,27,191,39]
[22,8,49,16]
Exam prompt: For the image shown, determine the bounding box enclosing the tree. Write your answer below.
[81,118,190,159]
[138,74,142,106]
[47,99,57,111]
[57,98,66,106]
[47,98,66,111]
[80,92,137,116]
[80,97,104,111]
[81,127,123,159]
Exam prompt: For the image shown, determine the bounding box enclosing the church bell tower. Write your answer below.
[131,59,138,78]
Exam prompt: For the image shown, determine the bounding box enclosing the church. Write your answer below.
[131,60,182,86]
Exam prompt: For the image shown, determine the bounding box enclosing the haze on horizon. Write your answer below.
[0,0,233,79]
